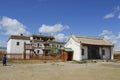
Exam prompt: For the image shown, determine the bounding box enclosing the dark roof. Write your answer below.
[31,34,55,39]
[8,35,30,41]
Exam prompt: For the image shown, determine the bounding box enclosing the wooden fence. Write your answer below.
[114,54,120,60]
[30,53,62,60]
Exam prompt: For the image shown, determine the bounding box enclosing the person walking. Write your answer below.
[2,54,7,66]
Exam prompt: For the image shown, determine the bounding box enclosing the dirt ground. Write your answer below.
[0,61,120,80]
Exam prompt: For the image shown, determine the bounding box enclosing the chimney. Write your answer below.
[20,34,23,36]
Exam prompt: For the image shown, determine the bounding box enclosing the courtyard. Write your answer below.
[0,61,120,80]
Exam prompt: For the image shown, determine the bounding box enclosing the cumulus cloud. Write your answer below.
[104,6,120,19]
[0,16,30,35]
[38,23,70,41]
[55,33,68,41]
[99,30,120,50]
[39,24,69,34]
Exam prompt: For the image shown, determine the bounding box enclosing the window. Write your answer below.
[102,49,105,56]
[37,50,39,53]
[38,43,39,47]
[82,49,84,56]
[16,42,20,46]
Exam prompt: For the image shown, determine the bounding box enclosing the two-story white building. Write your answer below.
[7,34,30,59]
[64,34,114,61]
[7,34,64,59]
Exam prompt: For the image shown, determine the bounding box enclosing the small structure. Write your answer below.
[64,34,114,61]
[62,48,73,61]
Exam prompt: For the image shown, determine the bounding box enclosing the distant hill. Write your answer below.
[0,47,6,51]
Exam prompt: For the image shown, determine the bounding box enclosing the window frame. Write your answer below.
[102,49,105,56]
[82,48,84,56]
[16,42,20,46]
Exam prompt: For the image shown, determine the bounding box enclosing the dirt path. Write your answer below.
[0,62,120,80]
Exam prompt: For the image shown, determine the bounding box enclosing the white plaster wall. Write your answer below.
[7,40,11,53]
[30,37,33,40]
[102,47,111,59]
[7,39,30,54]
[81,46,88,60]
[99,47,102,59]
[7,40,12,58]
[64,37,81,61]
[111,47,114,60]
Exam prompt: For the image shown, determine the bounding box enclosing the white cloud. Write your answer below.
[39,24,70,41]
[39,24,69,34]
[118,13,120,19]
[104,6,120,19]
[0,16,30,35]
[99,30,112,36]
[55,33,68,41]
[99,30,120,50]
[104,13,115,19]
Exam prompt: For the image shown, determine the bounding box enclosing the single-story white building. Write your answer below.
[64,34,114,61]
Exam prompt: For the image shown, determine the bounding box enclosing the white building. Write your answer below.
[7,34,64,59]
[64,34,114,61]
[7,34,30,59]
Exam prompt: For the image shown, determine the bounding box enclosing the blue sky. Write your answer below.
[0,0,120,50]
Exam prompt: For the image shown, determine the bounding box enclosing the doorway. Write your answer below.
[88,46,100,59]
[67,52,73,61]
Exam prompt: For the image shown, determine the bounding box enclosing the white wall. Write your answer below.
[99,47,113,60]
[7,39,30,54]
[103,47,110,59]
[7,39,12,58]
[99,47,111,59]
[111,47,114,60]
[64,37,81,61]
[81,46,88,60]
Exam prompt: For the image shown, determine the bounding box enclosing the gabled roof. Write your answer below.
[8,35,30,41]
[71,34,114,46]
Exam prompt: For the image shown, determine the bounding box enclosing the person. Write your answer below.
[2,54,7,66]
